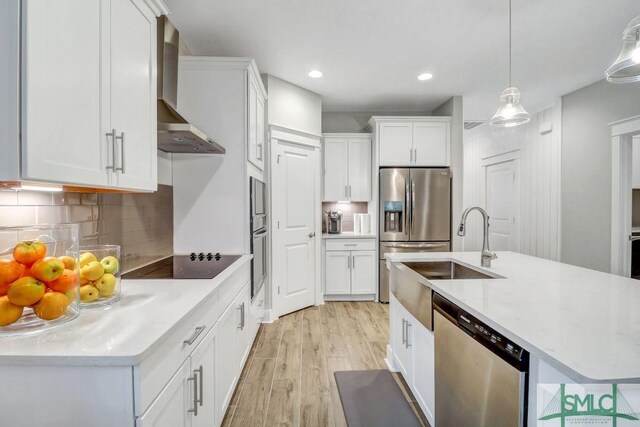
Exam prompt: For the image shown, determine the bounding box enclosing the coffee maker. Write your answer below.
[325,211,343,234]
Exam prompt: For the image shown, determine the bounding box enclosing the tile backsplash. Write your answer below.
[322,202,369,232]
[0,185,173,273]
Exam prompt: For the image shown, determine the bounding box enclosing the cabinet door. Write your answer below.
[191,327,217,427]
[325,251,351,294]
[389,294,405,375]
[412,321,435,425]
[137,360,193,427]
[255,94,266,170]
[347,138,372,202]
[378,123,412,166]
[350,250,376,294]
[412,121,450,166]
[110,0,157,191]
[323,138,349,201]
[216,303,239,419]
[21,0,110,187]
[235,283,252,370]
[391,296,413,381]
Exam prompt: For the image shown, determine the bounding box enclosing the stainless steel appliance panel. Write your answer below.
[379,168,410,242]
[252,228,267,297]
[409,168,451,241]
[434,307,527,427]
[378,241,450,303]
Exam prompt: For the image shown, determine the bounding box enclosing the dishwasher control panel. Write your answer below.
[456,311,525,362]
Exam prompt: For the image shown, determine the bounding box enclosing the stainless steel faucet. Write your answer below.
[457,206,498,267]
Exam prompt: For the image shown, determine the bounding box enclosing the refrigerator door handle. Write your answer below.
[410,178,416,237]
[381,242,450,249]
[405,177,411,239]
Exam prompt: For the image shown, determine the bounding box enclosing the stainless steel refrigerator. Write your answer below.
[379,168,451,302]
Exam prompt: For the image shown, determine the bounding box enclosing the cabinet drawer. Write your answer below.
[326,239,375,251]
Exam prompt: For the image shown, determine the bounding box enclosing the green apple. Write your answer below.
[80,261,104,281]
[79,252,97,268]
[100,256,119,274]
[94,273,117,297]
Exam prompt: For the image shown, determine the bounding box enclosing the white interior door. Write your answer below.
[272,140,318,317]
[485,160,519,251]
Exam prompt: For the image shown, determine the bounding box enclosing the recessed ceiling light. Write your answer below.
[308,70,323,78]
[417,73,433,81]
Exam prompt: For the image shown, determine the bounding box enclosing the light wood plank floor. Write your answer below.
[222,301,430,427]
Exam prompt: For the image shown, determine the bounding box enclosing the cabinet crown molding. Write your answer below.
[143,0,170,16]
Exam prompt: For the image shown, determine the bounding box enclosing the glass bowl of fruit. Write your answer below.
[0,224,81,336]
[77,245,121,307]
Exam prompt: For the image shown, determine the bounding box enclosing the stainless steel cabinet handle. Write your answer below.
[406,322,412,348]
[347,256,351,269]
[196,365,204,407]
[187,373,198,416]
[184,326,206,345]
[115,132,125,173]
[345,185,348,198]
[106,129,116,171]
[237,304,243,329]
[348,185,352,198]
[411,179,416,235]
[344,243,357,247]
[401,319,406,344]
[242,303,246,329]
[352,255,356,269]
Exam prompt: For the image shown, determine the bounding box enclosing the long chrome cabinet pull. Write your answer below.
[242,303,246,329]
[345,185,348,198]
[196,365,204,407]
[237,304,243,329]
[106,129,116,170]
[401,319,406,344]
[187,372,198,416]
[115,132,125,173]
[405,322,412,348]
[184,326,206,345]
[352,255,356,269]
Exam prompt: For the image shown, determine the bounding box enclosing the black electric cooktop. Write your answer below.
[122,253,242,280]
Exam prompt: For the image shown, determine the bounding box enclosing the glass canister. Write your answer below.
[78,245,121,307]
[0,224,81,336]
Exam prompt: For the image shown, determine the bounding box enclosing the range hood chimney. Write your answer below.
[157,16,225,154]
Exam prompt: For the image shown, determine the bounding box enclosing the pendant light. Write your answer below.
[605,15,640,83]
[490,0,531,128]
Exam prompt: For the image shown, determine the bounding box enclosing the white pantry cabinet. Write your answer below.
[324,238,376,298]
[0,0,162,191]
[369,117,451,167]
[248,73,267,171]
[323,134,372,202]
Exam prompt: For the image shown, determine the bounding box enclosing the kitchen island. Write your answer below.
[0,255,262,427]
[385,251,640,426]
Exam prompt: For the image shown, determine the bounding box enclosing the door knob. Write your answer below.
[308,232,316,238]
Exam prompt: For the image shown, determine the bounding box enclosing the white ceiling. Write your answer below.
[163,0,639,120]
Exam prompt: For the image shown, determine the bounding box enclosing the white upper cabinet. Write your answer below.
[20,0,110,187]
[378,123,413,166]
[412,121,450,166]
[372,117,451,167]
[323,134,372,202]
[3,0,162,191]
[247,73,267,171]
[110,0,157,191]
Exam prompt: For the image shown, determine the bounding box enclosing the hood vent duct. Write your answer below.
[156,16,225,154]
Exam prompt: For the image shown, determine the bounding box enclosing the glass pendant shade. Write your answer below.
[489,87,531,128]
[605,15,640,83]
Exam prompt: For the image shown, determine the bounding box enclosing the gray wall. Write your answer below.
[0,186,173,273]
[322,111,431,133]
[263,74,322,135]
[561,79,640,272]
[433,96,464,251]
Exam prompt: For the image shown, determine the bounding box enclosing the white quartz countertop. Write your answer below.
[0,255,252,367]
[386,251,640,382]
[322,232,376,239]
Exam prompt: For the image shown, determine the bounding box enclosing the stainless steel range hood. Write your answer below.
[157,16,225,154]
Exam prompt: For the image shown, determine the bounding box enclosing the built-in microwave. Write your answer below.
[250,177,267,299]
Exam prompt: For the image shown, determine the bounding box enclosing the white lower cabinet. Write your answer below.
[137,360,193,427]
[389,292,435,426]
[324,238,376,299]
[191,327,217,427]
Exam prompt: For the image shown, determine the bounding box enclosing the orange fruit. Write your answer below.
[33,292,68,321]
[7,277,45,307]
[47,269,77,293]
[12,240,47,265]
[57,256,76,270]
[0,259,22,289]
[0,296,23,326]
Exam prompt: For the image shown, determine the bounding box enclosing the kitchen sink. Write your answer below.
[402,261,501,280]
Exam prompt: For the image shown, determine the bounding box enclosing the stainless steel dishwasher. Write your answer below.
[433,293,529,427]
